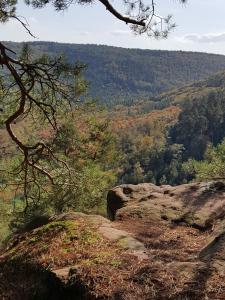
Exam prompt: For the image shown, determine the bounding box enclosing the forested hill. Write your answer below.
[155,70,225,105]
[5,41,225,106]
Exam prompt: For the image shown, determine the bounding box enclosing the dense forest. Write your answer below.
[1,42,225,245]
[116,71,225,185]
[5,41,225,106]
[2,1,225,298]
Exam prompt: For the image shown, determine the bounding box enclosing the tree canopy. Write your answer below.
[0,0,187,192]
[0,0,190,225]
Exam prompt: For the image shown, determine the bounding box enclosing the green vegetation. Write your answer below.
[114,106,184,185]
[0,200,12,243]
[169,88,225,159]
[1,1,225,299]
[1,65,225,243]
[1,36,225,245]
[184,140,225,181]
[113,72,225,186]
[5,41,225,106]
[0,103,118,235]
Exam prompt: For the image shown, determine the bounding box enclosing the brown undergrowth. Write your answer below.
[0,219,149,299]
[115,218,225,299]
[0,217,225,299]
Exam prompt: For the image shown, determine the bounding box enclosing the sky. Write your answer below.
[2,0,225,55]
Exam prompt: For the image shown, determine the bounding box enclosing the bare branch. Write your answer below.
[98,0,145,26]
[11,16,36,38]
[0,41,84,211]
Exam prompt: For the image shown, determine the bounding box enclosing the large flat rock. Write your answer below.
[1,181,225,299]
[107,181,225,230]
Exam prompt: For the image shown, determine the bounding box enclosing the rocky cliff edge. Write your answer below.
[1,181,225,299]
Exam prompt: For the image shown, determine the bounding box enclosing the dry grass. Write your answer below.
[0,217,225,299]
[0,219,151,299]
[115,218,225,299]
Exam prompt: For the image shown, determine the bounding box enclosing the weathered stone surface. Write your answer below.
[98,224,148,259]
[106,181,225,299]
[1,181,225,299]
[51,211,111,225]
[107,181,225,230]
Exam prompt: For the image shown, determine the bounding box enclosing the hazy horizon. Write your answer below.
[5,40,225,57]
[3,1,225,56]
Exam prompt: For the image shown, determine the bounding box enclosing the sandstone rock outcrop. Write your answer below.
[0,212,148,300]
[1,181,225,299]
[107,181,225,299]
[107,181,225,230]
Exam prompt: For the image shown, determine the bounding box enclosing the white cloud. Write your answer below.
[110,30,131,36]
[182,32,225,43]
[28,17,38,24]
[77,31,90,36]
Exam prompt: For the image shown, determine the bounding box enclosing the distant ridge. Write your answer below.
[5,41,225,106]
[155,69,225,106]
